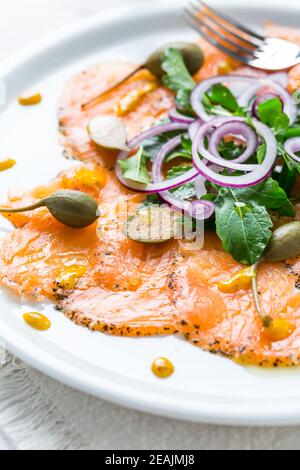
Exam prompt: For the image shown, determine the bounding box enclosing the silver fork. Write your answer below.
[184,0,300,70]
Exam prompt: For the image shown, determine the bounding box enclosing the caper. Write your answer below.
[82,42,204,110]
[124,206,179,244]
[145,42,204,78]
[0,190,99,228]
[264,222,300,262]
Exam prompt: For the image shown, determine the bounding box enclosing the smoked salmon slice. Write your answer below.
[1,27,300,366]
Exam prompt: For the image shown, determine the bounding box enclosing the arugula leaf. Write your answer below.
[258,97,290,139]
[161,48,195,112]
[258,98,282,127]
[218,140,244,160]
[278,143,300,173]
[257,142,266,164]
[166,165,196,201]
[203,85,247,118]
[274,113,290,139]
[215,189,273,265]
[275,163,297,196]
[165,135,193,162]
[208,84,239,113]
[141,194,162,207]
[232,178,295,217]
[118,147,150,184]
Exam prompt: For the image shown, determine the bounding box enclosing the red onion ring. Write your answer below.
[208,120,258,164]
[151,136,214,220]
[284,137,300,164]
[194,117,259,172]
[169,108,194,124]
[252,93,283,119]
[192,119,277,188]
[239,79,297,123]
[190,75,297,124]
[115,122,197,193]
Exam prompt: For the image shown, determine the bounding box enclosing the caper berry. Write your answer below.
[145,42,204,78]
[0,190,99,228]
[124,206,179,244]
[82,42,204,110]
[264,222,300,262]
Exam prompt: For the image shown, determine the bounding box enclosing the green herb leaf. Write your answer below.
[278,144,300,173]
[275,163,297,196]
[215,189,273,265]
[167,165,196,201]
[258,97,290,140]
[161,48,195,113]
[208,84,238,113]
[232,178,295,217]
[119,147,150,184]
[217,140,244,160]
[257,142,266,164]
[141,194,162,207]
[258,98,282,127]
[165,135,193,162]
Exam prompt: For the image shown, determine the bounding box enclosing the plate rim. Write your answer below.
[2,0,300,426]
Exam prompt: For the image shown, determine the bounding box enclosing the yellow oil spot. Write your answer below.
[18,92,42,106]
[63,167,106,190]
[151,357,174,379]
[0,159,16,172]
[217,60,234,75]
[115,81,158,117]
[23,312,51,331]
[218,266,254,294]
[263,319,295,343]
[56,265,87,290]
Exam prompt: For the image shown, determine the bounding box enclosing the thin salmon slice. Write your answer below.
[1,28,300,365]
[0,164,178,335]
[169,239,300,367]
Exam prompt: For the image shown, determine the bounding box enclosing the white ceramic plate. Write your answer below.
[1,0,300,426]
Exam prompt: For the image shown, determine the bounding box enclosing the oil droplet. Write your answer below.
[263,318,295,343]
[151,357,174,379]
[0,159,16,172]
[18,92,42,106]
[218,266,254,294]
[23,312,51,331]
[115,81,157,116]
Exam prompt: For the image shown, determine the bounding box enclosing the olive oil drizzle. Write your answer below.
[151,357,174,379]
[23,312,51,331]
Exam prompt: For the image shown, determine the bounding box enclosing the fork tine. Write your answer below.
[187,3,255,54]
[198,0,265,42]
[190,1,263,48]
[183,10,251,65]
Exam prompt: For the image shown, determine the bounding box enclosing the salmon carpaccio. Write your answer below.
[2,27,300,367]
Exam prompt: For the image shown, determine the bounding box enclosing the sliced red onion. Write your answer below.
[115,122,195,193]
[189,120,202,141]
[239,79,297,124]
[192,119,277,188]
[284,137,300,164]
[190,75,258,122]
[252,93,283,119]
[169,108,194,124]
[195,117,259,172]
[151,136,213,220]
[194,175,207,199]
[188,199,215,220]
[190,75,297,124]
[208,120,258,164]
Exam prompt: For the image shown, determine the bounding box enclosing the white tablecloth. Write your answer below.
[1,0,300,451]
